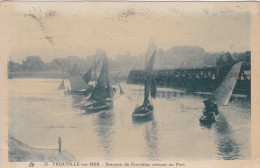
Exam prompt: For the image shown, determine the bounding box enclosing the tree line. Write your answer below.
[8,47,250,73]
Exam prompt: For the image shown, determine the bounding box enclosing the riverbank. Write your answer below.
[9,136,77,162]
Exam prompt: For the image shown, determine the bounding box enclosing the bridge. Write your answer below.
[127,63,250,95]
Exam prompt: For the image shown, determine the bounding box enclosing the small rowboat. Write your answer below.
[132,103,154,121]
[82,100,113,113]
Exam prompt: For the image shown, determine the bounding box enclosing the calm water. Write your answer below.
[8,78,251,160]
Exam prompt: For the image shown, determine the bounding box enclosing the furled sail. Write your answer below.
[69,64,90,91]
[151,76,157,98]
[89,56,114,101]
[143,40,157,106]
[57,79,65,90]
[212,61,242,105]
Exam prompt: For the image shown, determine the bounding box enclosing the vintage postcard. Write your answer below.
[1,1,260,168]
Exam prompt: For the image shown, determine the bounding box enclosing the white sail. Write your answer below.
[146,39,157,66]
[212,62,242,106]
[57,79,65,90]
[69,64,90,91]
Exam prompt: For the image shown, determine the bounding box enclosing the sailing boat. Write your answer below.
[57,79,65,90]
[199,61,243,125]
[81,55,115,112]
[55,59,93,95]
[132,40,157,120]
[68,64,94,95]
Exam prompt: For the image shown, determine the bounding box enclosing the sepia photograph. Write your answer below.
[0,1,260,168]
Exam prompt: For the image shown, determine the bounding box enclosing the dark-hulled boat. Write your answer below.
[199,61,243,125]
[83,100,113,113]
[132,40,157,121]
[81,55,115,113]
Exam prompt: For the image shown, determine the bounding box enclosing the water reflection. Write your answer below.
[132,118,159,161]
[217,135,241,160]
[93,110,115,159]
[144,121,159,160]
[206,113,242,160]
[8,79,250,160]
[132,115,154,124]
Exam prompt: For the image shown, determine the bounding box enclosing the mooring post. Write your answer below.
[58,137,62,153]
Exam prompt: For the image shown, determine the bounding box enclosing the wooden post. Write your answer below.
[58,137,62,153]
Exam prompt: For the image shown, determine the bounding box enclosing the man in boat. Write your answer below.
[203,99,218,115]
[200,98,219,123]
[112,87,116,93]
[135,100,153,112]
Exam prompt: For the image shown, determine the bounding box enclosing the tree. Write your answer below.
[22,56,44,71]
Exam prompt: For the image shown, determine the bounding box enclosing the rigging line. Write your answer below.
[135,46,150,107]
[136,84,142,108]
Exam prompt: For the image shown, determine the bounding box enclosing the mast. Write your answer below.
[143,40,157,106]
[93,58,97,85]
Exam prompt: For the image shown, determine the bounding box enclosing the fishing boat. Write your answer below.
[55,59,93,96]
[81,55,115,113]
[57,79,65,90]
[132,40,157,121]
[199,61,243,125]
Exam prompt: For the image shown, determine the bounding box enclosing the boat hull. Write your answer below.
[81,100,113,113]
[199,114,216,125]
[200,99,219,125]
[65,87,94,96]
[132,105,154,121]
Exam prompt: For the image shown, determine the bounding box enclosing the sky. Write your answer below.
[2,2,251,63]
